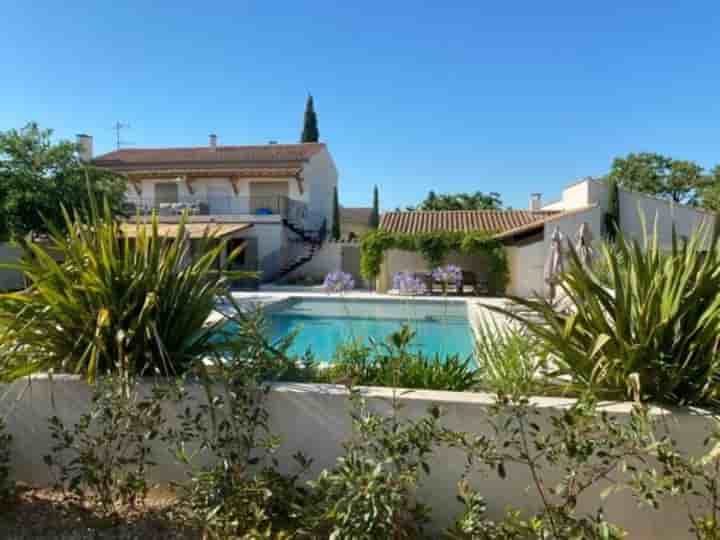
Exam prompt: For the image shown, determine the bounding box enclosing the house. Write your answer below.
[87,134,338,282]
[377,177,714,297]
[339,207,374,240]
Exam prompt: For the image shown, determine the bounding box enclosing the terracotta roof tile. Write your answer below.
[93,143,325,172]
[379,210,561,236]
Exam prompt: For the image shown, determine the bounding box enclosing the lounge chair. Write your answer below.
[461,271,489,296]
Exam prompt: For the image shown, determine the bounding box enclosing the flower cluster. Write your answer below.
[432,264,462,285]
[393,272,427,296]
[323,271,355,293]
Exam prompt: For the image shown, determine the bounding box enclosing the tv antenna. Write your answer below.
[111,121,131,149]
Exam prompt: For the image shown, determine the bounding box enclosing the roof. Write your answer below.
[93,143,326,172]
[379,210,561,236]
[340,207,374,225]
[119,222,252,239]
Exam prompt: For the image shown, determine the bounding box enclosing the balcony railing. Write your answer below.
[124,195,307,222]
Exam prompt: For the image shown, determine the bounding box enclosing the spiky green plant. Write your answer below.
[0,198,248,382]
[494,221,720,408]
[473,315,551,398]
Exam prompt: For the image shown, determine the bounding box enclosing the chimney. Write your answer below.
[209,134,218,148]
[76,134,93,162]
[529,193,542,211]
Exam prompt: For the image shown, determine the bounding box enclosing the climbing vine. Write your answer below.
[360,230,509,293]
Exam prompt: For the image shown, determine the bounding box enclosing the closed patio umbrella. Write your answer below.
[544,226,564,301]
[574,222,594,269]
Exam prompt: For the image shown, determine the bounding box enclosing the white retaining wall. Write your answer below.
[0,376,713,539]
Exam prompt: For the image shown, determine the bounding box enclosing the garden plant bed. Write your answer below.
[0,485,199,540]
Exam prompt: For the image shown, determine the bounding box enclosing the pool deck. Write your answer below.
[207,285,513,330]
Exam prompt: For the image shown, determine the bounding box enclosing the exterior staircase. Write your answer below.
[275,242,320,279]
[271,218,328,282]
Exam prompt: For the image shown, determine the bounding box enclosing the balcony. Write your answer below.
[124,195,307,223]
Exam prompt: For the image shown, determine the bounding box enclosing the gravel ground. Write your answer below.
[0,485,201,540]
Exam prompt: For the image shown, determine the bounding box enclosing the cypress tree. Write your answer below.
[300,94,319,143]
[370,185,380,228]
[332,186,341,240]
[604,177,620,242]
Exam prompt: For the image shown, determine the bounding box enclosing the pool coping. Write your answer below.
[208,291,512,348]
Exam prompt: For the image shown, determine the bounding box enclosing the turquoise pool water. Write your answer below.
[260,298,475,361]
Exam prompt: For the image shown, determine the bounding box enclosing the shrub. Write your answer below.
[443,394,655,540]
[473,316,551,398]
[164,309,310,539]
[307,383,443,539]
[44,375,167,516]
[329,325,478,391]
[0,198,247,381]
[495,225,720,408]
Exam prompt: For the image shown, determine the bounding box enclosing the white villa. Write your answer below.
[377,177,714,297]
[87,134,338,283]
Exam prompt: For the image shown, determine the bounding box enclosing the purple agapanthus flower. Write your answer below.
[323,270,355,293]
[393,272,427,295]
[432,264,462,285]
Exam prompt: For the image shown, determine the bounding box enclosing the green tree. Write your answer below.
[332,186,340,240]
[0,123,126,239]
[370,185,380,228]
[607,152,704,204]
[699,165,720,212]
[300,94,319,143]
[410,190,503,211]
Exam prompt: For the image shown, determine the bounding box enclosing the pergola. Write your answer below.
[122,168,305,197]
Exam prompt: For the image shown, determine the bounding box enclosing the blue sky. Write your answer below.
[2,1,719,210]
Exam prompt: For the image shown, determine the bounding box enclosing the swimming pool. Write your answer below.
[259,297,475,361]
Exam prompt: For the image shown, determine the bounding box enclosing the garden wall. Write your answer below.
[377,249,490,293]
[0,376,713,539]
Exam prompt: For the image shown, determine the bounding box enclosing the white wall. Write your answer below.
[506,240,545,297]
[505,206,604,298]
[0,243,24,291]
[283,241,342,282]
[616,187,713,248]
[0,376,712,540]
[303,148,338,230]
[281,242,363,284]
[557,179,592,209]
[546,179,714,248]
[233,224,288,280]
